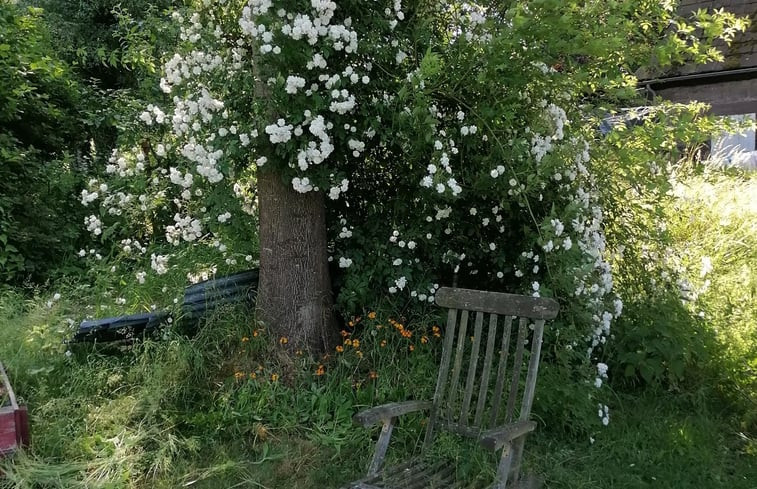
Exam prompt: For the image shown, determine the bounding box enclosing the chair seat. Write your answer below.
[343,458,461,489]
[342,458,540,489]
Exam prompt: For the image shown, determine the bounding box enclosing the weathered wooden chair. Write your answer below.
[343,287,559,489]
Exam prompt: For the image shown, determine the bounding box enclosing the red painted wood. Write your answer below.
[0,363,30,458]
[0,408,18,455]
[15,406,29,447]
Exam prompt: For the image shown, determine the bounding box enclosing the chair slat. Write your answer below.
[435,287,559,319]
[505,317,528,423]
[425,308,459,446]
[446,310,469,422]
[519,319,546,421]
[489,315,513,426]
[391,462,453,488]
[474,314,498,427]
[460,311,484,426]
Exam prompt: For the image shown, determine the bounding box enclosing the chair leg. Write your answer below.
[367,417,396,477]
[509,436,526,484]
[492,441,513,489]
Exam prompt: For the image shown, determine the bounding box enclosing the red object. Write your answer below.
[0,362,29,458]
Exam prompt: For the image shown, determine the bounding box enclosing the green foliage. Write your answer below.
[0,2,90,282]
[27,0,179,87]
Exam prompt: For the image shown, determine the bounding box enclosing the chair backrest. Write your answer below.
[424,287,559,443]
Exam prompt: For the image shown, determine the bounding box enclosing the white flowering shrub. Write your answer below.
[79,0,747,431]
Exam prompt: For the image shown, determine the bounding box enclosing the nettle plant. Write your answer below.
[78,0,745,429]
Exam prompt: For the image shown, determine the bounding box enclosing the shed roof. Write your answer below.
[671,0,757,75]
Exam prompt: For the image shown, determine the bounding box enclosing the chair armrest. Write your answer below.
[479,420,536,451]
[352,400,432,427]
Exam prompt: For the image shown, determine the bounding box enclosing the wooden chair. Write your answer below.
[343,287,559,489]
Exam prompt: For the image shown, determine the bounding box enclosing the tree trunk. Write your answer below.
[256,169,338,353]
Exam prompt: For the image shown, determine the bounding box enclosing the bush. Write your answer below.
[0,3,90,282]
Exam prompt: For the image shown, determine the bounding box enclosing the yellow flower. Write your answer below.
[432,325,441,338]
[380,340,387,347]
[234,371,245,380]
[421,335,428,344]
[352,339,361,348]
[336,345,344,353]
[409,344,415,352]
[368,311,377,320]
[315,365,325,376]
[356,350,363,358]
[279,336,288,345]
[271,373,279,382]
[241,336,250,343]
[369,371,378,380]
[249,372,257,379]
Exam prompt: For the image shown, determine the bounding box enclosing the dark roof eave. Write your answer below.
[641,66,757,89]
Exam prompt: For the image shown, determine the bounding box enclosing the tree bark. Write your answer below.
[256,169,338,353]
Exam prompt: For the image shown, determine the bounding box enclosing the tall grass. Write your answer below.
[668,171,757,431]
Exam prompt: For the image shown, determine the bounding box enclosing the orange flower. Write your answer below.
[369,371,378,380]
[368,311,377,320]
[432,325,441,338]
[249,372,257,379]
[234,371,245,380]
[421,335,428,344]
[340,330,350,337]
[271,373,279,382]
[409,344,415,352]
[380,340,387,347]
[315,365,325,376]
[279,336,288,345]
[253,329,261,337]
[241,336,250,343]
[352,339,361,348]
[343,338,352,347]
[336,345,344,353]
